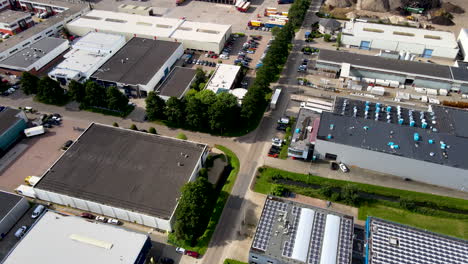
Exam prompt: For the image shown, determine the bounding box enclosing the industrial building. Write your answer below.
[250,196,354,264]
[457,28,468,62]
[365,217,467,264]
[0,0,89,61]
[314,98,468,191]
[0,107,27,154]
[0,37,68,73]
[0,10,34,35]
[156,66,196,100]
[287,108,319,160]
[118,4,153,16]
[205,64,241,94]
[316,49,468,93]
[341,21,459,59]
[48,32,126,85]
[0,191,29,239]
[3,211,152,264]
[318,18,341,35]
[90,38,183,97]
[32,123,208,231]
[65,10,232,53]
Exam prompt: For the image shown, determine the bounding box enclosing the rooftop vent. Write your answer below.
[177,162,183,166]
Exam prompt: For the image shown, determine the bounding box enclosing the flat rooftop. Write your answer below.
[34,123,207,219]
[91,38,181,86]
[0,191,24,219]
[3,211,149,264]
[289,108,317,151]
[251,196,354,264]
[157,66,196,98]
[0,0,88,53]
[0,37,67,70]
[366,217,467,264]
[317,107,468,169]
[206,64,241,94]
[0,107,22,135]
[0,10,30,24]
[342,21,458,49]
[67,10,231,44]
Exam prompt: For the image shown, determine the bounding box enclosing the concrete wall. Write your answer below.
[314,139,468,191]
[0,197,29,238]
[458,30,468,62]
[0,119,27,151]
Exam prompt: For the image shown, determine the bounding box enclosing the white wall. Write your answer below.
[458,29,468,62]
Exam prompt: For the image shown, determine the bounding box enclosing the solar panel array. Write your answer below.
[337,217,353,264]
[282,206,302,257]
[307,212,326,264]
[369,218,468,264]
[252,199,287,251]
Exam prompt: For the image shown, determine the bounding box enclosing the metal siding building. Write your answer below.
[33,123,208,231]
[341,21,459,59]
[0,191,29,239]
[0,108,27,152]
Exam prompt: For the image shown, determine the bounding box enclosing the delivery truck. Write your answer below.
[238,2,250,12]
[24,126,45,137]
[24,176,41,186]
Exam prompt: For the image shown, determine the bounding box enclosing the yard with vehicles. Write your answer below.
[254,167,468,239]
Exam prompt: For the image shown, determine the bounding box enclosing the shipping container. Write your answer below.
[264,20,286,28]
[248,20,262,27]
[270,88,282,109]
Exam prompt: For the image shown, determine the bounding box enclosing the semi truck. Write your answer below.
[248,20,263,28]
[24,126,45,137]
[238,2,250,12]
[264,20,286,28]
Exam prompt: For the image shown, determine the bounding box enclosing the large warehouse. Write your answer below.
[341,21,459,59]
[249,196,354,264]
[32,123,208,231]
[65,10,232,53]
[314,98,468,191]
[316,49,468,93]
[0,191,29,239]
[0,37,68,73]
[3,211,152,264]
[0,107,27,154]
[365,217,467,264]
[48,32,126,85]
[90,38,183,97]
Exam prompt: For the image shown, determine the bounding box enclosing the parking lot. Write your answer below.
[0,117,88,192]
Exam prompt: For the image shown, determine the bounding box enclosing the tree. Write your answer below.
[185,96,205,129]
[176,132,187,140]
[20,72,39,95]
[130,124,138,130]
[68,80,85,103]
[165,97,185,125]
[107,86,128,112]
[113,122,119,127]
[0,80,9,93]
[84,81,107,107]
[271,184,287,197]
[148,127,157,134]
[36,76,67,105]
[323,33,332,42]
[174,177,214,244]
[191,68,207,91]
[336,32,342,48]
[208,93,239,133]
[241,87,267,127]
[145,91,166,120]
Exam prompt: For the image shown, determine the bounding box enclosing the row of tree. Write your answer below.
[20,72,129,112]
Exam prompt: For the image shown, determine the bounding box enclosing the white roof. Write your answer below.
[72,32,125,52]
[230,88,248,99]
[343,21,458,48]
[291,208,314,262]
[319,214,341,264]
[67,10,231,44]
[206,64,241,94]
[4,211,148,264]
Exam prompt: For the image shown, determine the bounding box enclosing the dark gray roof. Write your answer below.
[0,37,67,70]
[0,10,29,24]
[0,108,22,136]
[317,49,454,80]
[0,191,24,219]
[289,108,316,151]
[449,66,468,82]
[35,123,207,219]
[319,18,341,29]
[157,67,195,98]
[317,110,468,170]
[432,106,468,138]
[91,38,181,86]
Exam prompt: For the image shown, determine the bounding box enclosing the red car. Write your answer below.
[185,250,200,258]
[81,212,95,219]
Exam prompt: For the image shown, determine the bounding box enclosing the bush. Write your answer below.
[149,127,157,134]
[400,198,416,211]
[323,34,332,42]
[341,184,360,205]
[319,183,333,198]
[177,133,187,140]
[199,168,208,178]
[113,122,119,127]
[130,124,138,130]
[271,184,287,197]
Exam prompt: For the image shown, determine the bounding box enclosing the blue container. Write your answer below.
[413,133,420,141]
[410,120,415,127]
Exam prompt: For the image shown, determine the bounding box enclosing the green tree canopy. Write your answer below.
[174,177,214,244]
[208,92,239,133]
[107,86,128,112]
[84,81,107,107]
[145,91,166,120]
[148,127,157,134]
[68,80,85,103]
[185,95,205,129]
[36,76,67,105]
[164,97,185,125]
[20,72,39,95]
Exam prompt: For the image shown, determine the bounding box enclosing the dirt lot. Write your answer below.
[0,118,90,192]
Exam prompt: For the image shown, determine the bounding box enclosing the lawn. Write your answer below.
[168,145,240,254]
[254,166,468,239]
[224,259,248,264]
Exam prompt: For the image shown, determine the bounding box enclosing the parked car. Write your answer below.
[62,140,73,150]
[14,226,27,239]
[160,257,174,264]
[272,137,283,147]
[339,163,349,173]
[81,212,96,219]
[185,250,200,258]
[276,123,287,131]
[175,247,186,254]
[31,204,45,219]
[107,218,122,225]
[95,216,107,223]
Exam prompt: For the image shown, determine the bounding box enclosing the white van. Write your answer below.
[14,226,27,239]
[31,204,45,219]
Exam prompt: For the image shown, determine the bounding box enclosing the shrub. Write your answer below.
[319,183,333,198]
[149,127,157,134]
[323,34,332,42]
[130,124,138,130]
[271,184,287,197]
[112,122,119,127]
[177,133,187,140]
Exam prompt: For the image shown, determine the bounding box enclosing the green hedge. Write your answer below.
[224,259,248,264]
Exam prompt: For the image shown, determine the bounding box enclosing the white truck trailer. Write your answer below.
[24,126,45,137]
